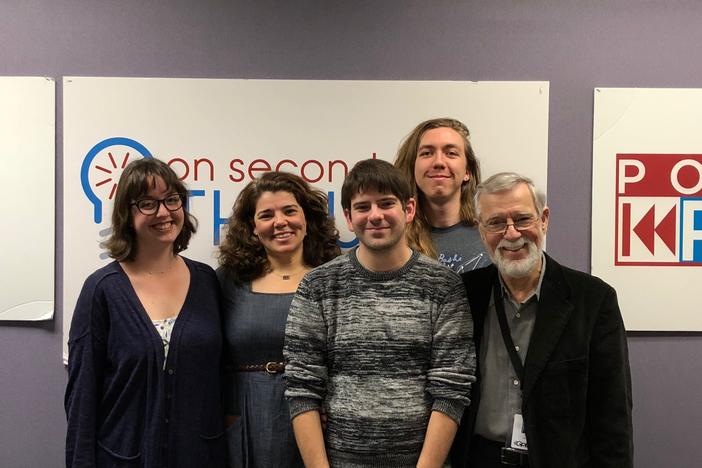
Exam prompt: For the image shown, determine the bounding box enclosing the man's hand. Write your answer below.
[416,411,458,468]
[292,410,330,468]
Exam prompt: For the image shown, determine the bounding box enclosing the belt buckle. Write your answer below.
[500,447,526,466]
[264,362,279,374]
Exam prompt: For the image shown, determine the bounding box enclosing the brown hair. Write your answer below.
[341,159,413,212]
[104,158,197,261]
[393,118,481,258]
[218,171,340,284]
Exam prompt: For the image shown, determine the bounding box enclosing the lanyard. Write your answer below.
[493,281,525,384]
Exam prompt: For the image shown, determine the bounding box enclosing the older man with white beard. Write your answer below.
[450,173,633,468]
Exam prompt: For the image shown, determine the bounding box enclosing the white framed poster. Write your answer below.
[592,87,702,331]
[63,78,549,358]
[0,77,55,321]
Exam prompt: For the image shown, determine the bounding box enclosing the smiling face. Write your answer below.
[477,182,549,279]
[131,176,184,250]
[414,127,471,205]
[344,188,415,253]
[252,190,307,260]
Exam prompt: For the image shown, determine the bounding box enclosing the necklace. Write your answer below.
[146,257,177,275]
[271,268,306,280]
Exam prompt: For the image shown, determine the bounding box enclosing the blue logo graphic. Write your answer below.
[81,137,152,223]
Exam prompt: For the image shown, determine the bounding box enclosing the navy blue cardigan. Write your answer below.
[65,258,226,467]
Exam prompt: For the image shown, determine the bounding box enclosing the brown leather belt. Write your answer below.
[236,362,285,374]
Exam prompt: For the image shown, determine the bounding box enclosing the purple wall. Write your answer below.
[1,1,700,466]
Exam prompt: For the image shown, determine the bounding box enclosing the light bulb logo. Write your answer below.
[81,137,152,223]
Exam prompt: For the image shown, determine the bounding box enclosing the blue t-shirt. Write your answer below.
[432,223,491,273]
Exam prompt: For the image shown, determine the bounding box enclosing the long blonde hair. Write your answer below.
[394,118,481,258]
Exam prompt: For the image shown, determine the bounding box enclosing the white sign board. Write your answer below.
[0,77,55,321]
[63,78,549,358]
[592,87,702,331]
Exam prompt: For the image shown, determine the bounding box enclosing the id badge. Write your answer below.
[509,414,528,452]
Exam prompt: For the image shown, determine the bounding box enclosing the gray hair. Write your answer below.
[474,172,546,219]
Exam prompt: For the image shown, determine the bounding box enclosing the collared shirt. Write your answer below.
[474,254,546,443]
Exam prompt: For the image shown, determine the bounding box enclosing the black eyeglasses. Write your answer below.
[480,215,538,234]
[131,194,184,215]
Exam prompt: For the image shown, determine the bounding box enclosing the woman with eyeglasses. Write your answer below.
[217,171,340,468]
[65,158,226,467]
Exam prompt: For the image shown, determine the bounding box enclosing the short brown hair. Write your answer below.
[104,158,197,261]
[393,118,481,257]
[218,171,340,284]
[341,159,413,212]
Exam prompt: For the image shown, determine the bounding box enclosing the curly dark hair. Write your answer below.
[104,158,197,261]
[218,171,340,284]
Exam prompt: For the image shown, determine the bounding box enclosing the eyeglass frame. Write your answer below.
[130,194,185,216]
[479,214,540,235]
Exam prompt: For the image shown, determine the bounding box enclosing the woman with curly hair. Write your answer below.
[217,171,340,468]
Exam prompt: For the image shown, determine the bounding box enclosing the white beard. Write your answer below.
[492,238,541,278]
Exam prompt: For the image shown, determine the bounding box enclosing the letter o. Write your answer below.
[167,157,190,181]
[301,160,324,183]
[671,159,702,195]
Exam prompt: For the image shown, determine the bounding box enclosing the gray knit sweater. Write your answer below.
[284,249,476,467]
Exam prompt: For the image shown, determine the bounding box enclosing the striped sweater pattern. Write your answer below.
[284,249,476,467]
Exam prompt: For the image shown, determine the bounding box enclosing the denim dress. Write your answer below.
[217,272,303,468]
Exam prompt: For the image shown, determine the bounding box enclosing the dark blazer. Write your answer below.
[451,253,633,468]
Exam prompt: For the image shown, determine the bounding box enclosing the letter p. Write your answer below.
[618,159,646,194]
[680,198,702,262]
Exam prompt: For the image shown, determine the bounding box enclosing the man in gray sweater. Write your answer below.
[284,159,476,467]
